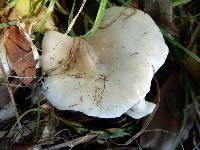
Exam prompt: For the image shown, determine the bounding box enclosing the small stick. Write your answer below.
[0,59,22,130]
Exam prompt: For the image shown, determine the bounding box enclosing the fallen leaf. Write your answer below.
[186,52,200,87]
[140,72,197,149]
[4,26,36,84]
[135,0,177,35]
[0,84,10,108]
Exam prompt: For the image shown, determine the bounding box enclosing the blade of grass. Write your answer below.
[55,1,68,15]
[8,108,38,137]
[91,129,130,140]
[31,0,46,16]
[172,72,190,150]
[28,0,34,17]
[53,113,135,140]
[52,113,88,133]
[37,0,56,33]
[0,21,17,29]
[34,85,44,135]
[187,23,200,49]
[171,0,191,7]
[67,0,77,37]
[66,0,87,35]
[83,0,107,38]
[122,0,132,7]
[160,27,200,62]
[7,0,20,8]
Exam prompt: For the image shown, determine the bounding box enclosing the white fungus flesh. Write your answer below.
[41,7,169,119]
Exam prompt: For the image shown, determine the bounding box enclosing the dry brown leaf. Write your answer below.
[133,0,177,35]
[140,72,197,149]
[0,84,10,108]
[186,53,200,88]
[4,26,36,85]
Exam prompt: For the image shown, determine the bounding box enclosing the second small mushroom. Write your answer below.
[41,7,169,119]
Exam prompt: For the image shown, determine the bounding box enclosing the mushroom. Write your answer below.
[41,7,168,119]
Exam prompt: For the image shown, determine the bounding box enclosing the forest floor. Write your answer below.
[0,0,200,149]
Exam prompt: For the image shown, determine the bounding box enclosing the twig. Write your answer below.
[0,59,22,131]
[43,134,97,150]
[8,108,38,137]
[51,129,72,141]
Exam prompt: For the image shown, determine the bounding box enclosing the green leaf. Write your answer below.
[31,0,46,16]
[160,28,200,63]
[83,0,108,38]
[36,0,56,33]
[170,0,191,7]
[55,1,68,15]
[0,21,17,29]
[108,129,130,139]
[68,0,77,36]
[52,114,88,133]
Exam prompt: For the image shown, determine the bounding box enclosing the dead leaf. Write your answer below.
[186,53,200,88]
[0,84,10,108]
[140,72,197,149]
[4,26,36,84]
[134,0,177,35]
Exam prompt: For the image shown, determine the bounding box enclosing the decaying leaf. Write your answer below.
[135,0,177,35]
[140,72,197,149]
[4,26,36,84]
[0,84,10,108]
[186,54,200,87]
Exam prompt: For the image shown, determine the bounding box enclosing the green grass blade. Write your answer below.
[66,0,87,35]
[160,28,200,63]
[172,73,190,149]
[171,0,191,7]
[83,0,107,38]
[52,114,88,133]
[37,0,56,33]
[32,0,46,16]
[55,1,68,15]
[33,85,44,134]
[7,0,19,8]
[68,0,77,36]
[0,21,17,29]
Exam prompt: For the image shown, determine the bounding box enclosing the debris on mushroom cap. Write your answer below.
[41,7,169,119]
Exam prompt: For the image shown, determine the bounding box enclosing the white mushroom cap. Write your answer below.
[41,7,168,118]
